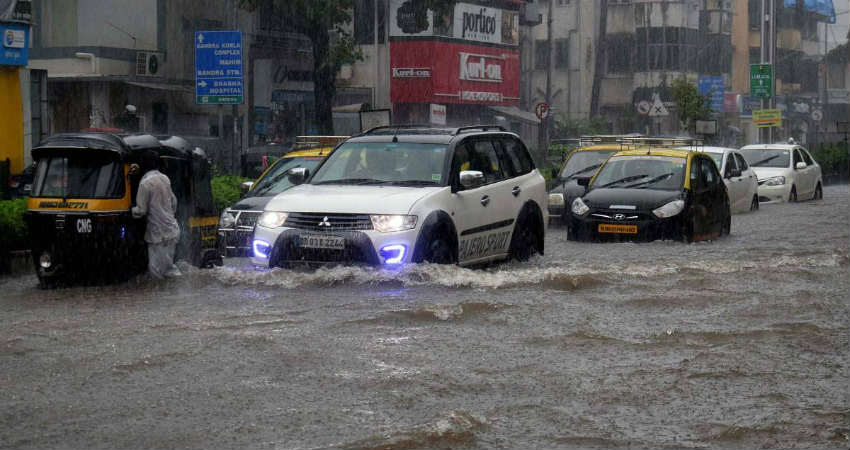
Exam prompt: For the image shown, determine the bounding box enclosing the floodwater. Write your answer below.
[1,185,848,450]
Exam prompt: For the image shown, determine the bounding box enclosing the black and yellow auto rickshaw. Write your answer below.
[24,133,222,286]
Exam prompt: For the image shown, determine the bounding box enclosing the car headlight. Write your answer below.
[548,193,565,207]
[652,199,685,218]
[219,210,236,228]
[762,176,786,186]
[370,215,417,233]
[571,197,589,216]
[257,211,289,228]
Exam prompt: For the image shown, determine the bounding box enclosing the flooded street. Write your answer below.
[1,185,848,450]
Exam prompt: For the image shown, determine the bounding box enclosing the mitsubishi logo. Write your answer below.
[614,214,626,221]
[318,216,331,227]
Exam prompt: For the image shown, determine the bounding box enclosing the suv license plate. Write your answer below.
[299,234,345,250]
[598,224,638,234]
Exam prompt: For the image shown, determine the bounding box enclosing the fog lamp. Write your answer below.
[379,244,406,264]
[253,240,271,259]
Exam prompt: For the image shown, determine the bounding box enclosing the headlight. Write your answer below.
[652,199,685,218]
[548,193,565,207]
[762,176,785,186]
[257,211,289,228]
[571,197,589,216]
[219,210,236,228]
[370,215,417,233]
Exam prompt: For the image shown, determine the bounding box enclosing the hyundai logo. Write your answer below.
[318,216,331,227]
[614,214,626,221]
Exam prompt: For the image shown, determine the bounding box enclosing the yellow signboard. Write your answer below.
[753,108,782,128]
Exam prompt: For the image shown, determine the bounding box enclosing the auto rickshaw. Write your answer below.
[24,133,222,286]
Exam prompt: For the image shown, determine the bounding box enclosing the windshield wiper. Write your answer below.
[598,174,649,188]
[386,179,438,186]
[624,172,675,189]
[313,178,385,185]
[751,154,780,166]
[564,163,602,180]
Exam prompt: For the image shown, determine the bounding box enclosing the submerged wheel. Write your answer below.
[423,235,454,264]
[509,208,543,261]
[750,195,759,211]
[789,186,797,202]
[814,183,823,200]
[721,212,731,236]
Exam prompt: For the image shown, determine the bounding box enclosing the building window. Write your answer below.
[354,0,387,44]
[535,40,548,70]
[608,36,633,74]
[556,39,569,68]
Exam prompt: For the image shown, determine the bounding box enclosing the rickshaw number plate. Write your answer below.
[598,224,637,234]
[299,234,345,250]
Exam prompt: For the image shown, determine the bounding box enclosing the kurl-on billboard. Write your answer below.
[389,0,520,106]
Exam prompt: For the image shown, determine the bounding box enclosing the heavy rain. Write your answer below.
[1,0,849,449]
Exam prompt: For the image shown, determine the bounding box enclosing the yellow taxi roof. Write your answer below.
[284,148,332,158]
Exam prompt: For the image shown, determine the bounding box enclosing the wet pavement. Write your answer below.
[1,185,848,449]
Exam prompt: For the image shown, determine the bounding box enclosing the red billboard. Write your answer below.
[390,41,520,106]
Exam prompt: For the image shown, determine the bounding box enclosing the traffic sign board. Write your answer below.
[648,93,669,117]
[195,31,243,105]
[535,102,550,120]
[753,108,782,128]
[637,100,651,115]
[750,64,772,99]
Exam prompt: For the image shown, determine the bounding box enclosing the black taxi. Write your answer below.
[568,148,730,242]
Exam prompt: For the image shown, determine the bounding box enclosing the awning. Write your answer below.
[125,81,193,94]
[488,106,540,124]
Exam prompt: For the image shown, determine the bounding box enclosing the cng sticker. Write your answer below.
[76,218,92,234]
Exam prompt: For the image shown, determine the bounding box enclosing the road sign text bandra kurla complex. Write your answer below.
[195,31,243,105]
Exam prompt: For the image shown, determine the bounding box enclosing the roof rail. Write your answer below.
[361,124,435,135]
[454,125,506,135]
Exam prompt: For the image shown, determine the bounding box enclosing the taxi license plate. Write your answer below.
[299,234,345,250]
[598,224,638,234]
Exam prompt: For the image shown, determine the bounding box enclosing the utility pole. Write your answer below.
[539,0,554,162]
[589,0,607,117]
[373,0,379,110]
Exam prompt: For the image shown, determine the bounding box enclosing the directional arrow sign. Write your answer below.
[750,64,772,99]
[195,31,243,105]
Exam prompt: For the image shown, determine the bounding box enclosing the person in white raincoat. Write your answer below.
[132,151,182,278]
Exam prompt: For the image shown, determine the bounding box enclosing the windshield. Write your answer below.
[740,148,791,168]
[32,154,125,199]
[249,156,325,196]
[559,150,616,180]
[591,156,686,190]
[309,142,447,186]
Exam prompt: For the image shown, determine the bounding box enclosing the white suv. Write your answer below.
[739,144,823,203]
[251,126,547,267]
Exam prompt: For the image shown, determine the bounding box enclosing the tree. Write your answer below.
[670,78,710,134]
[240,0,363,134]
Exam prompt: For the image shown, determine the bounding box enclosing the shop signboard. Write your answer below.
[697,75,724,112]
[0,22,28,66]
[195,31,243,105]
[430,104,446,125]
[453,3,501,44]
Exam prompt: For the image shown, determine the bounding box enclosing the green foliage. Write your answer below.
[211,175,251,213]
[670,78,710,133]
[0,199,29,251]
[553,115,609,139]
[810,142,850,177]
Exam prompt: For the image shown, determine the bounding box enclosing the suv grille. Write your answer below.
[284,212,373,232]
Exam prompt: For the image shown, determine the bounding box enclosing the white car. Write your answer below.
[251,126,547,267]
[739,144,823,203]
[686,146,759,213]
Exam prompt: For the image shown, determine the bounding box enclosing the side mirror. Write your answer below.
[286,167,309,185]
[795,161,807,170]
[576,177,590,188]
[459,170,485,189]
[240,181,254,195]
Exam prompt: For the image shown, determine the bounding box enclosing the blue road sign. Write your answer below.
[195,30,243,105]
[1,22,29,66]
[698,75,724,112]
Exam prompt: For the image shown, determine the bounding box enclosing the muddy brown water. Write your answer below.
[1,185,848,449]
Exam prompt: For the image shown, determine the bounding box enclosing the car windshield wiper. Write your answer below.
[313,178,385,185]
[564,163,602,180]
[597,174,649,188]
[751,154,780,166]
[624,172,675,189]
[386,179,439,186]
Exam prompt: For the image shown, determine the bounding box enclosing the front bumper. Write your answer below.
[569,210,685,242]
[756,183,790,204]
[251,224,420,267]
[219,210,261,256]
